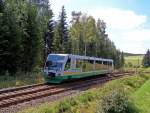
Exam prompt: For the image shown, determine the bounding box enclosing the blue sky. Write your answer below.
[50,0,150,54]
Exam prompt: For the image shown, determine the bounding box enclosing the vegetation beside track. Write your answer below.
[19,73,150,113]
[0,72,44,89]
[132,79,150,113]
[124,55,143,67]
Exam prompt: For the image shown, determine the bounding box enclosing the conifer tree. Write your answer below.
[0,0,5,74]
[53,6,68,53]
[120,52,125,67]
[0,0,22,74]
[21,4,41,72]
[0,0,4,12]
[53,22,62,52]
[142,49,150,67]
[41,4,54,62]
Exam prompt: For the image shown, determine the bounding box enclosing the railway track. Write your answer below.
[0,72,133,109]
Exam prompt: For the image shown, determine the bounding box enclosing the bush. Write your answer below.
[77,92,96,103]
[128,62,133,67]
[122,75,148,91]
[96,89,138,113]
[55,98,79,113]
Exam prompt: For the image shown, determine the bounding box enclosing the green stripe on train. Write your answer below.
[44,70,110,83]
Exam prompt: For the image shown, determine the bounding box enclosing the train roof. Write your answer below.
[49,53,69,56]
[48,54,113,62]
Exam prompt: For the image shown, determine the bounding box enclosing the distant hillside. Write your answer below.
[124,52,144,57]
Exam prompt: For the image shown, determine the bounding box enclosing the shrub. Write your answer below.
[77,92,96,103]
[96,89,138,113]
[55,98,79,113]
[128,62,133,67]
[122,75,147,91]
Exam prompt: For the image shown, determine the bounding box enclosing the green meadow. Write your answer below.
[125,55,143,67]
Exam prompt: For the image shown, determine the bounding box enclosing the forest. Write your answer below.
[0,0,124,75]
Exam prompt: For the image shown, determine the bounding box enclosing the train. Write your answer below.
[43,54,114,83]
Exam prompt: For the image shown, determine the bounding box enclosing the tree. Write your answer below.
[0,0,6,74]
[53,6,69,53]
[69,13,124,68]
[96,19,108,57]
[70,11,82,55]
[85,16,97,56]
[41,3,54,62]
[0,0,55,74]
[53,22,62,53]
[0,0,4,12]
[120,52,125,67]
[142,49,150,67]
[0,0,22,74]
[21,4,41,72]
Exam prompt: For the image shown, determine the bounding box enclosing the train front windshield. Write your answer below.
[46,55,65,71]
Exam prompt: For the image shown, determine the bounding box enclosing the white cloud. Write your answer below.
[121,29,150,42]
[119,42,145,54]
[88,8,147,30]
[87,8,149,53]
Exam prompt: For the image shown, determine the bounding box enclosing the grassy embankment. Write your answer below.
[19,72,150,113]
[132,79,150,113]
[0,72,44,89]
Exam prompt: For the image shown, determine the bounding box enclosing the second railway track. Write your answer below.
[0,72,134,109]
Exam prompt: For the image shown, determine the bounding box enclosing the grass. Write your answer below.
[132,79,150,113]
[123,55,150,72]
[125,55,143,66]
[19,73,150,113]
[0,72,44,89]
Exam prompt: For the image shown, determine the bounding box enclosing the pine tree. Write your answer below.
[0,0,5,74]
[53,6,68,53]
[120,52,125,67]
[21,4,41,72]
[142,49,150,67]
[53,22,62,53]
[0,0,22,74]
[42,4,54,62]
[0,0,4,12]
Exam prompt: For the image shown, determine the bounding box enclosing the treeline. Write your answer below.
[0,0,124,75]
[0,0,51,74]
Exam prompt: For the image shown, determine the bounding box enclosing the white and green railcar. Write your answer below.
[43,54,113,83]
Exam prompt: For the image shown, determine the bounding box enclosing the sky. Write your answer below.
[49,0,150,54]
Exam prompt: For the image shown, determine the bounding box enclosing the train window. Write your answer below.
[76,59,82,69]
[82,59,94,72]
[45,61,52,67]
[88,60,94,71]
[64,58,71,70]
[95,60,103,70]
[82,60,87,72]
[103,61,109,69]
